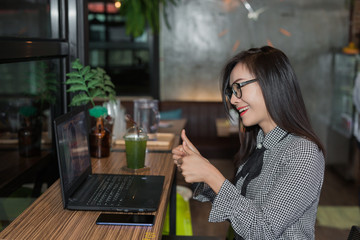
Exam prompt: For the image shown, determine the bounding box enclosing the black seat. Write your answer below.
[162,236,223,240]
[348,226,360,240]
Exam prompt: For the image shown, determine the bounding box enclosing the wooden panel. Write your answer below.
[120,100,228,139]
[158,101,227,139]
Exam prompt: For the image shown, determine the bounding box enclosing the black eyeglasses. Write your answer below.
[225,79,258,99]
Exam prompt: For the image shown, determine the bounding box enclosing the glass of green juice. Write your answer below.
[124,126,148,169]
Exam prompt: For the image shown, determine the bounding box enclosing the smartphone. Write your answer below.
[96,213,155,226]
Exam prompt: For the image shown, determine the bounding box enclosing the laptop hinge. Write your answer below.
[70,175,96,202]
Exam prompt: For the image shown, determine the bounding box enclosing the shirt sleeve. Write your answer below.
[208,139,325,239]
[193,182,217,203]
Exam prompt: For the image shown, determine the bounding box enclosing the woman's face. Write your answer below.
[229,63,276,134]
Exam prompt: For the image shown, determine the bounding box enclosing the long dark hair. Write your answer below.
[221,46,324,167]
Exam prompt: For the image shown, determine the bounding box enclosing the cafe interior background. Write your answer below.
[0,0,359,236]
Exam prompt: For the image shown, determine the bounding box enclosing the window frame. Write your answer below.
[0,0,88,115]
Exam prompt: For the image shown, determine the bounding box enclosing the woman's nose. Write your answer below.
[230,94,239,105]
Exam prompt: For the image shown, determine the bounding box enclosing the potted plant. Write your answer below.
[18,62,58,157]
[118,0,178,38]
[66,59,115,107]
[65,59,116,158]
[18,106,42,157]
[35,62,58,113]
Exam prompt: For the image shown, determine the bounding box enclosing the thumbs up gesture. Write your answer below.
[172,130,225,194]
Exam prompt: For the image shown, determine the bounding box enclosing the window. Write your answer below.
[88,0,159,98]
[0,0,87,230]
[1,0,57,39]
[0,0,88,123]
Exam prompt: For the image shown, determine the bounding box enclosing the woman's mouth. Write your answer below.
[237,106,249,117]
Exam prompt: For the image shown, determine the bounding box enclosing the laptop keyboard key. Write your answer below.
[86,175,134,207]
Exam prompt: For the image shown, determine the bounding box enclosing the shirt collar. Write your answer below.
[256,126,289,150]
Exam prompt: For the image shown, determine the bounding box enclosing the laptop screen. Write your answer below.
[55,106,91,194]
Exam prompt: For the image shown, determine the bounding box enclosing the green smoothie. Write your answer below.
[124,135,147,169]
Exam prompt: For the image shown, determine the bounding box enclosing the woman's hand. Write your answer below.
[180,129,200,155]
[179,140,211,183]
[172,129,199,168]
[172,136,186,168]
[172,129,226,194]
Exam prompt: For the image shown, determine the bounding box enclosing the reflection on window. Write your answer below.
[0,59,61,133]
[88,1,155,97]
[109,50,133,66]
[89,50,106,67]
[0,0,58,39]
[89,49,149,69]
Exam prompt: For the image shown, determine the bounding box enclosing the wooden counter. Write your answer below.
[0,151,175,240]
[0,119,187,239]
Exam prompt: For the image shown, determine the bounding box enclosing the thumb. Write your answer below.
[181,129,199,154]
[182,140,195,156]
[182,139,209,163]
[181,129,190,143]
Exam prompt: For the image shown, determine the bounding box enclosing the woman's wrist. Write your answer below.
[204,162,226,194]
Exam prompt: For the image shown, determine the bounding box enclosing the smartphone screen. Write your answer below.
[96,214,155,226]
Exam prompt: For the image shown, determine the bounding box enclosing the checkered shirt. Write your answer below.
[193,126,325,240]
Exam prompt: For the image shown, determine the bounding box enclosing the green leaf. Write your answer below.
[46,79,58,85]
[125,0,146,37]
[119,0,177,37]
[47,97,56,105]
[104,80,115,88]
[109,96,116,103]
[130,0,141,13]
[47,72,57,77]
[84,71,96,81]
[96,67,106,74]
[46,86,58,92]
[104,85,115,93]
[69,93,91,106]
[89,88,105,98]
[67,85,88,92]
[66,78,85,85]
[71,59,83,70]
[66,58,116,107]
[88,79,103,89]
[145,0,159,33]
[66,72,82,78]
[81,66,90,76]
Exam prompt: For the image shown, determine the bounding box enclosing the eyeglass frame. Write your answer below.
[225,78,258,100]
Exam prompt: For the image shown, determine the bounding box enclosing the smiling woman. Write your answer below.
[172,46,325,240]
[227,62,275,134]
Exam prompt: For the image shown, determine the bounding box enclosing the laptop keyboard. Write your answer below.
[86,175,134,206]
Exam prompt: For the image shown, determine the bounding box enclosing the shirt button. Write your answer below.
[257,143,263,149]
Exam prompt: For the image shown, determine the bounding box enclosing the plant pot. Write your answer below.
[89,116,111,158]
[18,116,42,158]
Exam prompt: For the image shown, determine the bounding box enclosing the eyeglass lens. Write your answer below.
[226,79,257,99]
[232,84,241,98]
[225,84,241,99]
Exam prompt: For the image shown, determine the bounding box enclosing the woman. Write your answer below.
[172,46,325,239]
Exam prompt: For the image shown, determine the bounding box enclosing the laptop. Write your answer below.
[53,105,165,212]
